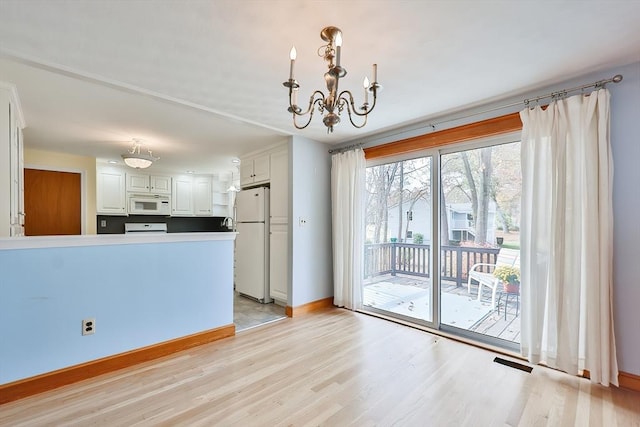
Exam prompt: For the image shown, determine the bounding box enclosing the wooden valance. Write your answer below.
[364,112,523,159]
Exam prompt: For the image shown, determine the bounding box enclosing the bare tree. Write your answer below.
[475,147,493,244]
[366,163,400,243]
[459,147,493,245]
[461,152,479,227]
[440,185,450,245]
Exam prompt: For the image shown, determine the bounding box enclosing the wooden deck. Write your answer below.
[363,274,521,343]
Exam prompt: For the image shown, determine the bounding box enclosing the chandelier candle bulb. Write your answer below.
[373,63,377,82]
[289,46,296,80]
[363,77,369,104]
[335,33,342,67]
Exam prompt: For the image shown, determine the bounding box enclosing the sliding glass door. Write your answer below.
[363,156,434,325]
[439,142,521,348]
[362,136,522,349]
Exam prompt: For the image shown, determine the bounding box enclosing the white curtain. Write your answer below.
[520,89,618,386]
[331,148,366,310]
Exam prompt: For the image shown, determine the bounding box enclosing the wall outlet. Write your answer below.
[82,318,96,336]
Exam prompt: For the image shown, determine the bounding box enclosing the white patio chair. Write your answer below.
[467,248,520,310]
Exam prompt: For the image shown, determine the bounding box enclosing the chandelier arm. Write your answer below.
[293,98,324,129]
[290,90,326,116]
[338,96,368,129]
[337,89,378,118]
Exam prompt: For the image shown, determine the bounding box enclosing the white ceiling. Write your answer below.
[1,0,639,175]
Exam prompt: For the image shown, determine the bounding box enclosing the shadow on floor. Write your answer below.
[363,274,521,343]
[233,291,287,332]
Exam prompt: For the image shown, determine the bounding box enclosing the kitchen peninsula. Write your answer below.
[0,232,236,399]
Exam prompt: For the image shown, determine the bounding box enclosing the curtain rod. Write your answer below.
[329,73,624,151]
[421,74,624,132]
[328,142,364,154]
[523,74,623,106]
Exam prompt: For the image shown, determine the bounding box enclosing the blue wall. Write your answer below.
[290,136,333,307]
[0,239,233,384]
[608,61,640,376]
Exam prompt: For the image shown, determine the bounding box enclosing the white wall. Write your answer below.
[289,136,333,307]
[355,61,640,376]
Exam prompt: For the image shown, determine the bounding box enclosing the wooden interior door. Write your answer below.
[24,169,81,236]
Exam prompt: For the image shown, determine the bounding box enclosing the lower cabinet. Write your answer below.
[269,222,288,302]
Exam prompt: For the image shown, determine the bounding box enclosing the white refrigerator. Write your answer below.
[235,187,272,303]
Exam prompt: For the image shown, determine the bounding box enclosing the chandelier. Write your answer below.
[283,26,380,133]
[121,139,158,169]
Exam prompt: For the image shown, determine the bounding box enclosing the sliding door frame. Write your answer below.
[364,151,438,329]
[363,112,524,349]
[437,134,522,351]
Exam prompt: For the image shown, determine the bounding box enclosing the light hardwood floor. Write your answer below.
[1,309,638,426]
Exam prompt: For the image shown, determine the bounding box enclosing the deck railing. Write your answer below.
[364,242,500,287]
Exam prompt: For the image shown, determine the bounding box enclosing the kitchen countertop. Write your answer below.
[0,232,237,250]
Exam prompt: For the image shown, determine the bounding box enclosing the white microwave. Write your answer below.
[128,194,171,215]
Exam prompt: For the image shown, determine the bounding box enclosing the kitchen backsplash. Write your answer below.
[97,215,230,234]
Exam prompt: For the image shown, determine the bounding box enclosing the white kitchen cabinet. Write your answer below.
[96,166,127,215]
[171,175,194,216]
[269,223,289,302]
[0,83,25,236]
[126,173,171,194]
[268,147,289,302]
[211,173,231,217]
[193,175,213,216]
[240,154,270,187]
[269,149,288,224]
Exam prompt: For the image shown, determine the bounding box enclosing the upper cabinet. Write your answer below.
[126,173,171,194]
[171,175,194,216]
[211,173,231,217]
[193,175,213,216]
[173,174,225,217]
[96,168,228,217]
[0,83,26,237]
[96,166,127,215]
[269,149,289,224]
[96,166,232,217]
[240,153,270,188]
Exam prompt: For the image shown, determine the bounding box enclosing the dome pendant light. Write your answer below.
[122,139,158,169]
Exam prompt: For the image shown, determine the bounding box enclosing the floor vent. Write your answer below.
[494,357,533,373]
